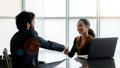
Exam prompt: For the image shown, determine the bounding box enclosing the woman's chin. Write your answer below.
[79,32,83,34]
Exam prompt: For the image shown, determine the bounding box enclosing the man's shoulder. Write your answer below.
[11,30,34,38]
[27,30,38,35]
[18,30,38,36]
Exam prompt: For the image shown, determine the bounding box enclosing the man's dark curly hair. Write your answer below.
[15,11,35,31]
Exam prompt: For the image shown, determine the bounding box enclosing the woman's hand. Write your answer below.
[64,46,69,54]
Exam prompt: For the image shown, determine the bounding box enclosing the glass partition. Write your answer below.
[70,0,97,17]
[0,0,21,16]
[0,19,17,54]
[100,0,120,16]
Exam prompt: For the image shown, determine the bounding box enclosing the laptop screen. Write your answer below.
[88,37,118,59]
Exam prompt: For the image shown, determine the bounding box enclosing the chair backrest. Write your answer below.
[3,48,12,68]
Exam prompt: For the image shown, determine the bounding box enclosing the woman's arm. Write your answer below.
[67,38,77,58]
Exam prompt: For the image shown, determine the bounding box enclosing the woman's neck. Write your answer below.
[81,32,89,39]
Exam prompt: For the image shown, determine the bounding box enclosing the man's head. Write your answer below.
[15,11,35,31]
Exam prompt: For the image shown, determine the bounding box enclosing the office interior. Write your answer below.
[0,0,120,68]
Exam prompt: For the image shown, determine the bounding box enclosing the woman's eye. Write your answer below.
[79,24,83,27]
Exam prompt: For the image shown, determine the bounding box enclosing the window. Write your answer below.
[70,0,97,17]
[0,0,120,57]
[0,19,17,54]
[0,0,21,16]
[100,0,120,16]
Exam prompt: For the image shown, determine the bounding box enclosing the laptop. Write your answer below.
[87,58,115,68]
[78,37,118,60]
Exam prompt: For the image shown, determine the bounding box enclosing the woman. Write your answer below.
[64,18,95,58]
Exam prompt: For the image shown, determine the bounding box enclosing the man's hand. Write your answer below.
[64,46,69,54]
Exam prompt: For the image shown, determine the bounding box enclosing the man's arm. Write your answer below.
[36,36,65,52]
[31,30,65,52]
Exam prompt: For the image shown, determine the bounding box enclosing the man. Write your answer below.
[10,11,65,68]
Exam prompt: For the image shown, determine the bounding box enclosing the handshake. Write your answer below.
[64,46,69,54]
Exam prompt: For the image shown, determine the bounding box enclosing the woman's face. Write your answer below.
[77,20,88,34]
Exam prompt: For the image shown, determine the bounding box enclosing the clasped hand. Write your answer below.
[64,46,69,54]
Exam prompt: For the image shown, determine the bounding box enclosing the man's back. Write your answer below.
[10,29,39,68]
[10,29,65,68]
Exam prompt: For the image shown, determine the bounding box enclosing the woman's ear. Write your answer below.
[87,24,90,29]
[87,24,90,28]
[27,23,30,30]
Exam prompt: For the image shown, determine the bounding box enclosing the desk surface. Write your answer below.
[38,51,120,68]
[39,57,120,68]
[0,51,120,68]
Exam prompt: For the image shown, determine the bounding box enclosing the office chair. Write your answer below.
[3,48,12,68]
